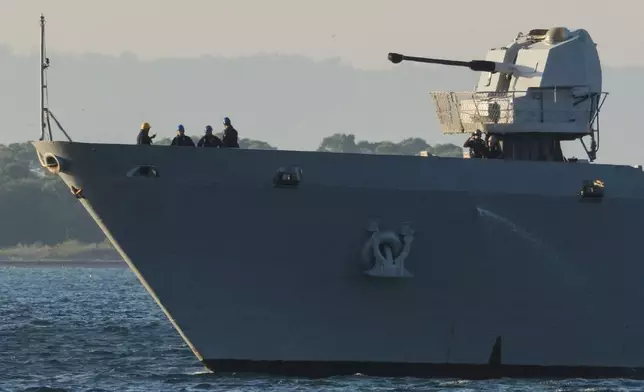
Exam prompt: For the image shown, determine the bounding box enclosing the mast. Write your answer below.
[39,14,48,141]
[37,15,72,143]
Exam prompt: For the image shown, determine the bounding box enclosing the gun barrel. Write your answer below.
[388,52,506,74]
[388,53,470,67]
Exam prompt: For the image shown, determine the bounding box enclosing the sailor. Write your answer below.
[487,134,503,159]
[221,117,240,148]
[197,125,223,147]
[463,129,487,158]
[136,122,156,145]
[170,124,195,147]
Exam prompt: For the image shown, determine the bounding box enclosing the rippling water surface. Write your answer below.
[1,266,643,391]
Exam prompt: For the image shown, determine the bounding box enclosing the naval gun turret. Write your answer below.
[389,27,608,162]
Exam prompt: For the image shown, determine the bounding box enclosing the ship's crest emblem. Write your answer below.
[361,221,414,278]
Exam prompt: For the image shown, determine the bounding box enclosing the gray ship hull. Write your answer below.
[32,140,644,378]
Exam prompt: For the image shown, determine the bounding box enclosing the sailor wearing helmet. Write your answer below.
[171,124,196,147]
[463,129,488,158]
[136,122,156,145]
[197,125,223,147]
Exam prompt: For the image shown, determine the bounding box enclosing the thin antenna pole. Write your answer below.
[40,14,46,141]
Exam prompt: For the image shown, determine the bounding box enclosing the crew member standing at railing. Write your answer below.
[197,125,223,147]
[137,122,156,145]
[463,129,487,158]
[171,124,196,147]
[221,117,239,148]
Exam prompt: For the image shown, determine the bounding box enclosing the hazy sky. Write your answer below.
[1,0,642,69]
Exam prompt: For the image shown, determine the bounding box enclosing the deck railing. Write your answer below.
[429,89,608,134]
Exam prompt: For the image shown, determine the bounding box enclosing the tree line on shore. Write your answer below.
[0,135,461,255]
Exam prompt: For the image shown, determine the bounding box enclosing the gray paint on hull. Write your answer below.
[32,141,644,369]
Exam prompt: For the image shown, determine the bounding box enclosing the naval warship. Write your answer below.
[33,15,644,379]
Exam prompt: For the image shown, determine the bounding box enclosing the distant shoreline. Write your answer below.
[0,239,121,264]
[0,260,126,268]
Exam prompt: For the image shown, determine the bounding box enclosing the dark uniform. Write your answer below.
[171,135,195,146]
[171,124,195,147]
[463,130,487,158]
[198,125,223,147]
[222,117,240,148]
[137,131,153,145]
[137,122,156,145]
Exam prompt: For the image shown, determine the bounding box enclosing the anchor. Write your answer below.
[361,220,414,278]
